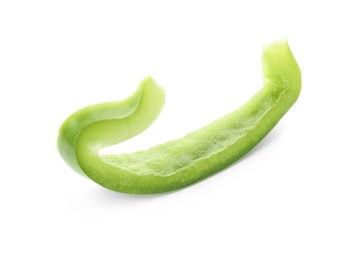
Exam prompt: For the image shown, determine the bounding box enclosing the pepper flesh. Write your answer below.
[57,39,301,194]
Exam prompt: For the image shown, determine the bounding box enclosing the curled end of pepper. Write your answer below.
[57,76,165,177]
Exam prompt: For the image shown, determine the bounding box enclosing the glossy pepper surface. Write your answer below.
[57,39,301,194]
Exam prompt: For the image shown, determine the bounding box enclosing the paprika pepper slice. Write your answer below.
[57,39,301,194]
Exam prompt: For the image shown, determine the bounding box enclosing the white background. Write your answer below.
[1,0,361,259]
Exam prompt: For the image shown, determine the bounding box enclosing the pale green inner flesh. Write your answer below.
[58,39,300,193]
[101,90,281,176]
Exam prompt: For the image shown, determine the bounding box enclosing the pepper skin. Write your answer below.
[57,39,301,194]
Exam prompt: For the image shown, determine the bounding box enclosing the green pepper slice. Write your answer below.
[57,39,301,194]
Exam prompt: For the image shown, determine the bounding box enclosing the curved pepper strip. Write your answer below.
[57,39,301,194]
